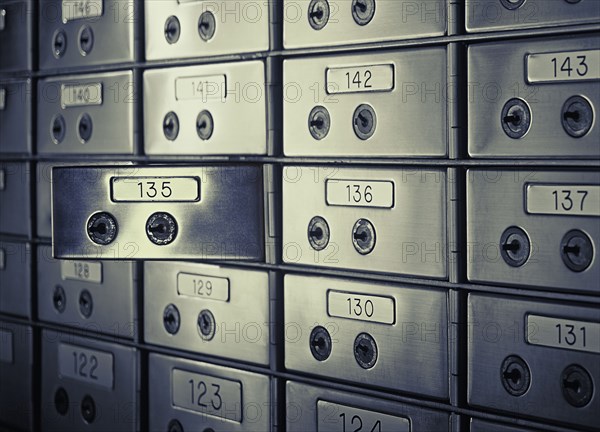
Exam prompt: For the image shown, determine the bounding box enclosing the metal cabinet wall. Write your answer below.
[0,1,598,431]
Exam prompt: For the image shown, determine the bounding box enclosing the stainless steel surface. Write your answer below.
[37,245,137,338]
[467,170,600,293]
[0,79,32,155]
[0,0,33,72]
[52,165,265,260]
[284,274,449,399]
[40,329,138,432]
[468,293,600,429]
[144,261,270,365]
[282,166,447,278]
[284,49,448,157]
[38,0,137,70]
[148,352,271,431]
[0,241,31,318]
[144,61,268,155]
[468,35,600,158]
[466,0,600,32]
[36,161,133,239]
[286,381,450,431]
[0,162,30,237]
[283,0,447,49]
[470,418,547,432]
[144,0,271,61]
[37,71,137,155]
[0,321,33,432]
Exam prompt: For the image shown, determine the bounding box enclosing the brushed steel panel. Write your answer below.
[144,61,267,155]
[37,71,136,155]
[284,49,447,157]
[0,321,33,432]
[0,161,30,237]
[284,274,449,399]
[38,0,137,70]
[468,294,600,429]
[466,0,600,32]
[37,245,136,339]
[148,353,271,432]
[283,0,447,49]
[0,241,31,318]
[468,35,600,158]
[470,418,548,432]
[144,261,270,365]
[52,165,264,260]
[40,330,138,432]
[145,0,270,61]
[282,166,447,278]
[0,79,32,155]
[286,381,449,431]
[0,1,33,72]
[467,170,600,293]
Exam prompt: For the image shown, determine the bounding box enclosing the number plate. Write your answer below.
[111,177,200,202]
[317,401,410,432]
[527,315,600,354]
[175,75,226,101]
[0,329,13,363]
[60,83,103,108]
[526,184,599,217]
[62,0,103,23]
[326,180,394,208]
[60,260,102,283]
[527,50,600,83]
[327,291,395,325]
[171,369,242,422]
[326,64,395,94]
[58,343,114,388]
[177,273,230,302]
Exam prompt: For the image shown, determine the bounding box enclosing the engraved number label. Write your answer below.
[172,369,242,422]
[317,401,410,432]
[111,177,200,202]
[175,75,226,101]
[527,315,600,354]
[58,343,114,388]
[326,180,394,208]
[328,291,395,325]
[327,65,395,94]
[62,0,103,23]
[526,184,599,217]
[177,273,230,302]
[527,50,599,83]
[61,260,102,283]
[61,83,103,108]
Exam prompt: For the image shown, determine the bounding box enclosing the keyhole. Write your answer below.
[354,230,368,241]
[311,118,324,128]
[356,343,369,355]
[564,378,582,393]
[564,110,581,121]
[504,368,522,384]
[310,8,324,19]
[310,227,323,240]
[312,337,325,348]
[504,114,521,125]
[92,223,107,235]
[357,113,369,128]
[503,239,521,252]
[166,313,175,324]
[355,0,367,12]
[151,223,166,234]
[564,244,581,256]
